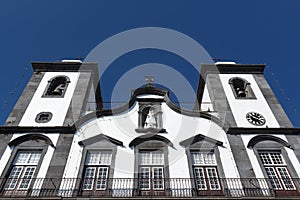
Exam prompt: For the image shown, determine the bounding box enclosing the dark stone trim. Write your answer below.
[0,126,76,134]
[197,72,236,128]
[201,64,265,77]
[78,134,124,147]
[129,134,174,149]
[179,134,223,147]
[247,135,293,149]
[4,72,45,126]
[32,62,99,73]
[136,98,164,103]
[0,134,13,161]
[227,127,300,135]
[253,74,293,128]
[135,128,166,133]
[75,86,229,131]
[8,134,54,148]
[194,75,205,111]
[43,133,74,182]
[226,134,256,178]
[285,135,300,164]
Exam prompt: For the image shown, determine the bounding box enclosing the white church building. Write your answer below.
[0,60,299,198]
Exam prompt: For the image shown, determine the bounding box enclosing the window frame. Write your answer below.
[228,77,256,99]
[257,150,296,191]
[81,150,113,191]
[190,150,221,191]
[42,75,70,98]
[133,140,170,194]
[138,150,165,191]
[1,147,47,194]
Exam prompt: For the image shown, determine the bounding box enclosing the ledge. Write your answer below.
[227,127,300,135]
[135,128,167,133]
[0,126,76,134]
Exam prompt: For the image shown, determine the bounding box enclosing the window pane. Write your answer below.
[96,167,108,190]
[270,153,284,165]
[140,151,164,165]
[4,166,23,189]
[15,152,30,164]
[83,167,96,190]
[259,152,272,165]
[153,167,164,190]
[194,167,206,190]
[276,167,295,190]
[86,151,112,165]
[100,152,112,165]
[259,152,284,165]
[265,167,282,189]
[192,152,216,165]
[18,167,36,189]
[152,152,164,165]
[14,152,41,165]
[139,167,150,190]
[28,152,41,164]
[140,152,151,165]
[206,167,220,190]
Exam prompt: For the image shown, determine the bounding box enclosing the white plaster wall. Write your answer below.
[241,134,300,178]
[219,74,279,128]
[62,94,240,179]
[19,72,79,126]
[201,85,214,111]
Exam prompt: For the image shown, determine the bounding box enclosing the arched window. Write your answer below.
[248,135,298,196]
[43,76,70,97]
[0,134,52,196]
[228,77,255,99]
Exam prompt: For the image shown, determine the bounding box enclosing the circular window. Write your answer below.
[35,112,53,123]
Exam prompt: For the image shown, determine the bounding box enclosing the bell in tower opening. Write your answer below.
[43,76,70,97]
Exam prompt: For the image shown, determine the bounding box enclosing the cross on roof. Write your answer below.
[145,76,154,83]
[144,76,154,87]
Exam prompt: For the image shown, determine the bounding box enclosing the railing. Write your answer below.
[0,178,299,198]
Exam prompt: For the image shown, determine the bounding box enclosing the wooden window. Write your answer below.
[4,151,41,190]
[259,151,296,190]
[138,151,164,190]
[191,151,221,191]
[82,151,112,191]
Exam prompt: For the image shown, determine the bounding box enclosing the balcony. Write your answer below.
[0,178,299,199]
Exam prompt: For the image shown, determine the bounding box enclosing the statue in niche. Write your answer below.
[144,108,157,128]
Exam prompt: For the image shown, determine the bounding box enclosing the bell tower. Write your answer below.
[4,60,102,127]
[196,62,293,128]
[195,62,300,179]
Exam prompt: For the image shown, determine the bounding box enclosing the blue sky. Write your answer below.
[1,1,300,126]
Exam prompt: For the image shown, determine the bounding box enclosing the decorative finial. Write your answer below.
[144,76,154,87]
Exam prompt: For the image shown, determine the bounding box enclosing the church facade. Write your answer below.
[0,61,300,199]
